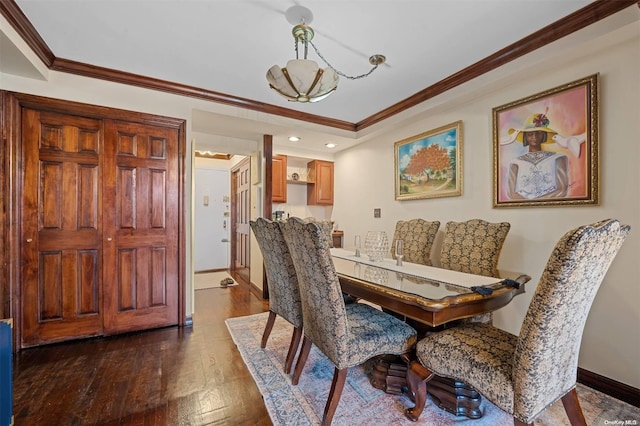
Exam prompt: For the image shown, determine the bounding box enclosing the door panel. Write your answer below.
[102,120,179,334]
[232,158,250,281]
[21,109,103,347]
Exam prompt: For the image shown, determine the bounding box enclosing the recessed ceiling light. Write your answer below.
[325,143,337,148]
[288,136,300,142]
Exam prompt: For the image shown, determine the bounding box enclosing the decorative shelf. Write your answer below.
[287,179,315,185]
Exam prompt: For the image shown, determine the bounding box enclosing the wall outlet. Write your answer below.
[374,208,381,218]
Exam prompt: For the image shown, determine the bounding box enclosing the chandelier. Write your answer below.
[266,6,386,103]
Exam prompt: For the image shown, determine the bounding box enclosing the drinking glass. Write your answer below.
[395,240,404,266]
[354,235,361,257]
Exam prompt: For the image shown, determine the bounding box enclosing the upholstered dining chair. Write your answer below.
[249,218,303,374]
[305,217,359,304]
[304,216,335,247]
[404,219,630,425]
[440,219,511,324]
[280,217,417,426]
[440,218,510,276]
[391,219,440,265]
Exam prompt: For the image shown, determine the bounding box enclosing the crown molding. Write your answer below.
[0,0,54,66]
[2,0,636,132]
[49,57,356,132]
[355,0,638,130]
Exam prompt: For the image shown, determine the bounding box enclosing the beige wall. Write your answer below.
[332,21,640,387]
[1,6,638,387]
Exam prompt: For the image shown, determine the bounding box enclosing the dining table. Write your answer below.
[330,247,531,418]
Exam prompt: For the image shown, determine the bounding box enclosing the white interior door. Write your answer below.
[194,167,230,271]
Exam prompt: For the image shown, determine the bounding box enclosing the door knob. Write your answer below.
[26,238,33,243]
[107,237,113,242]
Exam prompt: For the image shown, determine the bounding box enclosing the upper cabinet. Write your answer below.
[307,160,334,205]
[272,154,287,203]
[271,155,334,205]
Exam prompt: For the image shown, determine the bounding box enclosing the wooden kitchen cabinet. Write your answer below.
[272,154,287,203]
[307,160,334,205]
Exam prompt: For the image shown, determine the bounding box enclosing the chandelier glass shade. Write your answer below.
[266,59,338,103]
[267,6,385,103]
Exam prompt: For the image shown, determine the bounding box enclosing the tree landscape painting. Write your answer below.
[394,121,463,200]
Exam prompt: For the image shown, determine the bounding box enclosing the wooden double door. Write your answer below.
[17,99,184,348]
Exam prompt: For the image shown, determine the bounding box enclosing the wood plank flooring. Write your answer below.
[12,272,271,425]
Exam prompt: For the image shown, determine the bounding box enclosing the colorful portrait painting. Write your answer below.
[493,74,599,207]
[394,121,462,201]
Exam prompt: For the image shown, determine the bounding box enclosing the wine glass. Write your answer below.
[354,235,361,257]
[395,239,404,266]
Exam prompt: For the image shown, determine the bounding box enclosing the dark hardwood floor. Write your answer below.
[12,273,272,425]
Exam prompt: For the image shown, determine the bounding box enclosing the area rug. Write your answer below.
[194,271,238,290]
[225,312,640,426]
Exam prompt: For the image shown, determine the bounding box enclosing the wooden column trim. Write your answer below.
[263,135,273,219]
[261,135,273,300]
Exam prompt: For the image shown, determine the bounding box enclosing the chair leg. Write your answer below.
[404,361,434,422]
[512,389,584,426]
[261,311,277,348]
[561,388,587,426]
[284,326,303,374]
[323,367,348,426]
[292,336,312,385]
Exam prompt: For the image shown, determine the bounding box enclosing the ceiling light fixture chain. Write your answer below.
[308,39,384,80]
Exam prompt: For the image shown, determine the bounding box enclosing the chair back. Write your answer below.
[250,218,303,329]
[280,217,349,365]
[304,217,335,247]
[391,219,440,265]
[512,219,630,420]
[440,219,510,276]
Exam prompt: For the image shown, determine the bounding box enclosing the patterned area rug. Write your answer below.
[225,312,639,426]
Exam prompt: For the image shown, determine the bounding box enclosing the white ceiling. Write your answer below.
[7,0,597,154]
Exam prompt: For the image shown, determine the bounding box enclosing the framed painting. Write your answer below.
[394,121,462,201]
[493,74,599,207]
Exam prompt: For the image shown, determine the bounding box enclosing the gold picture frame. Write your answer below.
[493,74,599,207]
[394,121,463,201]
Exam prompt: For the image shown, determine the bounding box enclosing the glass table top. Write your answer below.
[331,248,527,302]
